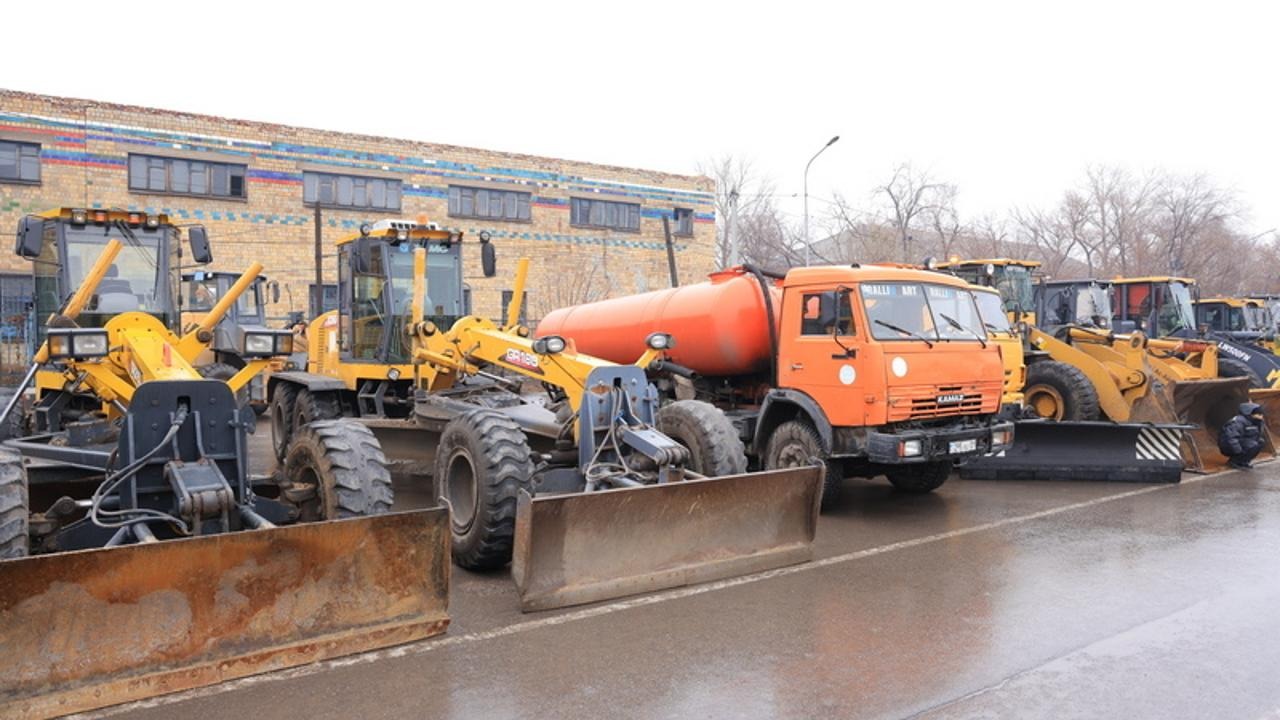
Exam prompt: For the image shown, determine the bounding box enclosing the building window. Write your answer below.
[128,154,246,199]
[310,283,339,314]
[0,141,40,184]
[449,185,531,222]
[303,171,401,212]
[570,198,641,232]
[673,208,693,236]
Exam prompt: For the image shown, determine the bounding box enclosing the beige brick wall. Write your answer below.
[0,90,716,322]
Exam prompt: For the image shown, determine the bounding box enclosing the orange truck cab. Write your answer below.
[537,264,1013,503]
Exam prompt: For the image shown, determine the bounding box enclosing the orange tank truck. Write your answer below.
[538,264,1014,506]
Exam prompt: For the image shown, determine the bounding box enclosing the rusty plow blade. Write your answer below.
[0,509,451,720]
[1248,388,1280,460]
[1140,376,1264,473]
[511,466,822,612]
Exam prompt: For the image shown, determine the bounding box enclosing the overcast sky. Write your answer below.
[7,0,1278,233]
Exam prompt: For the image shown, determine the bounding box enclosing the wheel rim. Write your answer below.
[1025,384,1066,420]
[289,462,325,521]
[445,451,478,532]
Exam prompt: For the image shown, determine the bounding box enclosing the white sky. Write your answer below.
[6,0,1278,233]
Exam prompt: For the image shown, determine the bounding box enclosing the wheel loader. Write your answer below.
[0,209,449,719]
[270,220,822,612]
[941,259,1250,477]
[181,269,284,413]
[1194,296,1276,351]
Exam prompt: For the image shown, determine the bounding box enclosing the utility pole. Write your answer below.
[662,216,680,287]
[312,204,323,317]
[803,135,840,266]
[726,187,741,267]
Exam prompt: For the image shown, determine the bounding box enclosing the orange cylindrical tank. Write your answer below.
[536,268,781,377]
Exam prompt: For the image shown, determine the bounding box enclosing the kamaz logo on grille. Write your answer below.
[503,349,543,373]
[936,393,966,404]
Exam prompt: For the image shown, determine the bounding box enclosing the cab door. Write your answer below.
[776,285,867,427]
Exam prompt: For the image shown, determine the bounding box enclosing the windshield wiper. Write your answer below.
[939,313,987,348]
[874,319,934,347]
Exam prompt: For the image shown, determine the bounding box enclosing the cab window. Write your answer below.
[801,291,853,335]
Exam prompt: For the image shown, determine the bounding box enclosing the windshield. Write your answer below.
[238,282,261,319]
[186,277,218,312]
[63,225,169,325]
[994,266,1035,314]
[862,282,987,342]
[1159,282,1196,336]
[384,244,464,362]
[973,291,1011,333]
[1244,305,1269,333]
[1076,285,1111,328]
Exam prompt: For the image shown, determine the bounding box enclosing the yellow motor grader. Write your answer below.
[0,210,449,719]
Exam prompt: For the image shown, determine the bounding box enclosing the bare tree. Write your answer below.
[925,183,964,260]
[875,163,946,261]
[697,155,777,269]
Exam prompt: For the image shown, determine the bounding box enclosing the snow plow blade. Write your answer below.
[512,466,822,612]
[1156,376,1267,473]
[0,509,450,720]
[1248,388,1280,459]
[959,420,1188,483]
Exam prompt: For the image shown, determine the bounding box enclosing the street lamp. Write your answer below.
[803,135,840,266]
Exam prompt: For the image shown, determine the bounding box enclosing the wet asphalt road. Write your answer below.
[81,427,1280,720]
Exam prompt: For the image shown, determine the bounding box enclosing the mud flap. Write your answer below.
[1153,377,1268,473]
[959,420,1188,483]
[0,509,450,720]
[511,466,822,612]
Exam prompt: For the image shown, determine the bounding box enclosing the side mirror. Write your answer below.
[15,215,43,259]
[481,238,497,278]
[188,226,212,264]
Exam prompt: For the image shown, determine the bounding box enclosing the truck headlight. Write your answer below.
[992,428,1014,448]
[898,439,923,457]
[243,330,293,357]
[46,328,110,360]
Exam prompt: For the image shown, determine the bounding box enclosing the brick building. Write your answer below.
[0,90,716,324]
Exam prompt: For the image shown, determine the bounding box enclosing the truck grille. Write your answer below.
[887,383,1000,421]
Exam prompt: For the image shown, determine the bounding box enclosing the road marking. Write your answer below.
[79,473,1219,718]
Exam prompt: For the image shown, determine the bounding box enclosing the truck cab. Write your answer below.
[935,258,1040,324]
[1194,297,1274,346]
[971,285,1025,411]
[1036,279,1113,333]
[182,270,282,410]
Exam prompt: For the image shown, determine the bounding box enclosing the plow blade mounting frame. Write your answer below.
[512,466,821,612]
[0,508,450,719]
[959,420,1189,483]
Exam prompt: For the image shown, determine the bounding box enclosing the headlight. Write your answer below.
[645,332,674,351]
[243,330,293,357]
[898,439,923,457]
[992,428,1014,447]
[387,367,401,381]
[46,328,110,360]
[532,335,567,355]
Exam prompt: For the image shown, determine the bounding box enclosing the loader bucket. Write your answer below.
[1151,376,1265,473]
[1248,388,1280,453]
[959,420,1188,483]
[512,466,822,612]
[0,509,450,719]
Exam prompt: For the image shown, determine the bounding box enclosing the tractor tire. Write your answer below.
[886,461,950,494]
[763,419,842,512]
[656,400,748,476]
[294,389,343,431]
[199,362,249,407]
[1218,357,1265,389]
[281,419,393,520]
[0,389,25,443]
[270,382,300,463]
[1024,360,1102,421]
[0,449,28,559]
[435,409,534,570]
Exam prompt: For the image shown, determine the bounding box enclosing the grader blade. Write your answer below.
[512,466,821,612]
[959,420,1188,483]
[1152,376,1262,473]
[0,509,450,720]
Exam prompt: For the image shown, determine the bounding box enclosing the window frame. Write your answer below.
[0,140,41,185]
[570,197,642,233]
[673,207,694,237]
[448,185,533,223]
[127,153,248,201]
[303,170,402,213]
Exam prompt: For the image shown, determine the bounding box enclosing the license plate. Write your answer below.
[948,439,977,454]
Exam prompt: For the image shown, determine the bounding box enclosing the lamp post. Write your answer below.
[803,135,840,266]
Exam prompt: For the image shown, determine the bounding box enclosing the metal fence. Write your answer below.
[0,274,33,386]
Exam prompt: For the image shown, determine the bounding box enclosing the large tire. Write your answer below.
[199,362,249,408]
[270,382,300,462]
[0,450,28,559]
[281,419,393,520]
[294,389,343,431]
[763,419,842,512]
[886,461,950,494]
[1219,357,1265,389]
[0,389,25,442]
[435,409,534,570]
[656,400,748,476]
[1024,360,1102,421]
